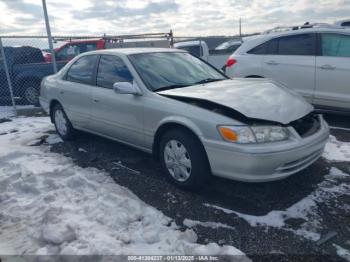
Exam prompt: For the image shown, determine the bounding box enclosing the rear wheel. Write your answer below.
[159,129,211,190]
[52,103,75,140]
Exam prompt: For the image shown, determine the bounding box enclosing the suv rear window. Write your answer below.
[248,38,278,54]
[248,33,315,56]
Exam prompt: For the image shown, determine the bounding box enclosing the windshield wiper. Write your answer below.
[155,84,189,92]
[193,78,225,85]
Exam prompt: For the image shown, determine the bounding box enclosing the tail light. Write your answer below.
[226,57,237,67]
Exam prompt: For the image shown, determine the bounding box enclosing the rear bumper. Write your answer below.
[203,116,329,182]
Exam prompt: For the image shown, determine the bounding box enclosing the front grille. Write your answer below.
[290,114,320,138]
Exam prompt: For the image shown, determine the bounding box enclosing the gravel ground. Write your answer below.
[42,113,350,262]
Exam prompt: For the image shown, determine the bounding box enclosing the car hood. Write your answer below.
[157,79,313,124]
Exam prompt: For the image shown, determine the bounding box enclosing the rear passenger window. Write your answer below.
[321,33,350,57]
[278,34,315,56]
[66,55,97,85]
[97,55,133,89]
[248,42,268,54]
[248,38,278,55]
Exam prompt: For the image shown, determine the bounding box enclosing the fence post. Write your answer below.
[0,38,17,117]
[42,0,57,73]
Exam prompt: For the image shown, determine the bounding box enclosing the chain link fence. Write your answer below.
[0,32,175,120]
[0,32,236,120]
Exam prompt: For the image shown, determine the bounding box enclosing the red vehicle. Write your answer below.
[43,39,106,62]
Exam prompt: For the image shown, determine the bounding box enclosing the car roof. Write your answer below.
[86,47,185,56]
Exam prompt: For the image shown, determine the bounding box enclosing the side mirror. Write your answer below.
[112,81,141,95]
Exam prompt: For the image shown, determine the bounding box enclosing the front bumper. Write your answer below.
[203,115,330,182]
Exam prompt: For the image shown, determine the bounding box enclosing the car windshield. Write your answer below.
[128,52,227,91]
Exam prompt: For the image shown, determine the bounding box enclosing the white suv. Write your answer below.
[225,26,350,113]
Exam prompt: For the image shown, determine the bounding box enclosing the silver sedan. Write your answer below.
[40,48,329,189]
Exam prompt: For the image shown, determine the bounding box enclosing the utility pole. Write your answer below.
[239,17,242,38]
[42,0,57,73]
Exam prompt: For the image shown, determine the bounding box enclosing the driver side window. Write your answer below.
[96,55,133,89]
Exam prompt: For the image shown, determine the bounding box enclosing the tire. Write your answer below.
[22,79,40,106]
[159,129,211,190]
[52,103,75,140]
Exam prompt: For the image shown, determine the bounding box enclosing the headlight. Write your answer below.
[218,125,289,144]
[251,126,289,143]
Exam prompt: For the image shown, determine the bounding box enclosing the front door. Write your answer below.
[89,55,144,147]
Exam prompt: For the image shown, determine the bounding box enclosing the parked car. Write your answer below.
[43,39,105,63]
[215,39,242,52]
[40,48,329,190]
[174,41,231,70]
[0,46,65,105]
[44,38,171,63]
[225,25,350,113]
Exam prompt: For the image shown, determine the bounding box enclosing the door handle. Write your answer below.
[266,60,279,65]
[59,90,64,95]
[319,64,336,70]
[93,99,99,103]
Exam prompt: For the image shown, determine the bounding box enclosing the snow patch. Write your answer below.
[323,135,350,162]
[184,219,235,230]
[0,117,247,257]
[0,106,16,119]
[204,168,350,241]
[333,244,350,262]
[46,134,63,145]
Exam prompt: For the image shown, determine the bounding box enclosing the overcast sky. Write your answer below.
[1,0,350,37]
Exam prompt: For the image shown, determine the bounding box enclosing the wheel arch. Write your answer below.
[152,119,208,166]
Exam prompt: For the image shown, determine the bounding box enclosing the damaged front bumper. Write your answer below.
[202,115,330,182]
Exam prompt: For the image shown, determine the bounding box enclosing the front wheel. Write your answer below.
[52,104,75,140]
[159,129,211,190]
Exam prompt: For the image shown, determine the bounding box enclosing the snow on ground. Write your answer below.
[183,219,235,230]
[0,106,16,119]
[333,244,350,262]
[0,106,35,120]
[205,167,350,241]
[323,135,350,162]
[0,117,247,259]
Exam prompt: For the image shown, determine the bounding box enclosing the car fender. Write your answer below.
[156,115,204,138]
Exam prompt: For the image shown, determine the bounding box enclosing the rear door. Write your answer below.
[262,33,316,103]
[58,55,98,128]
[89,55,144,147]
[314,32,350,110]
